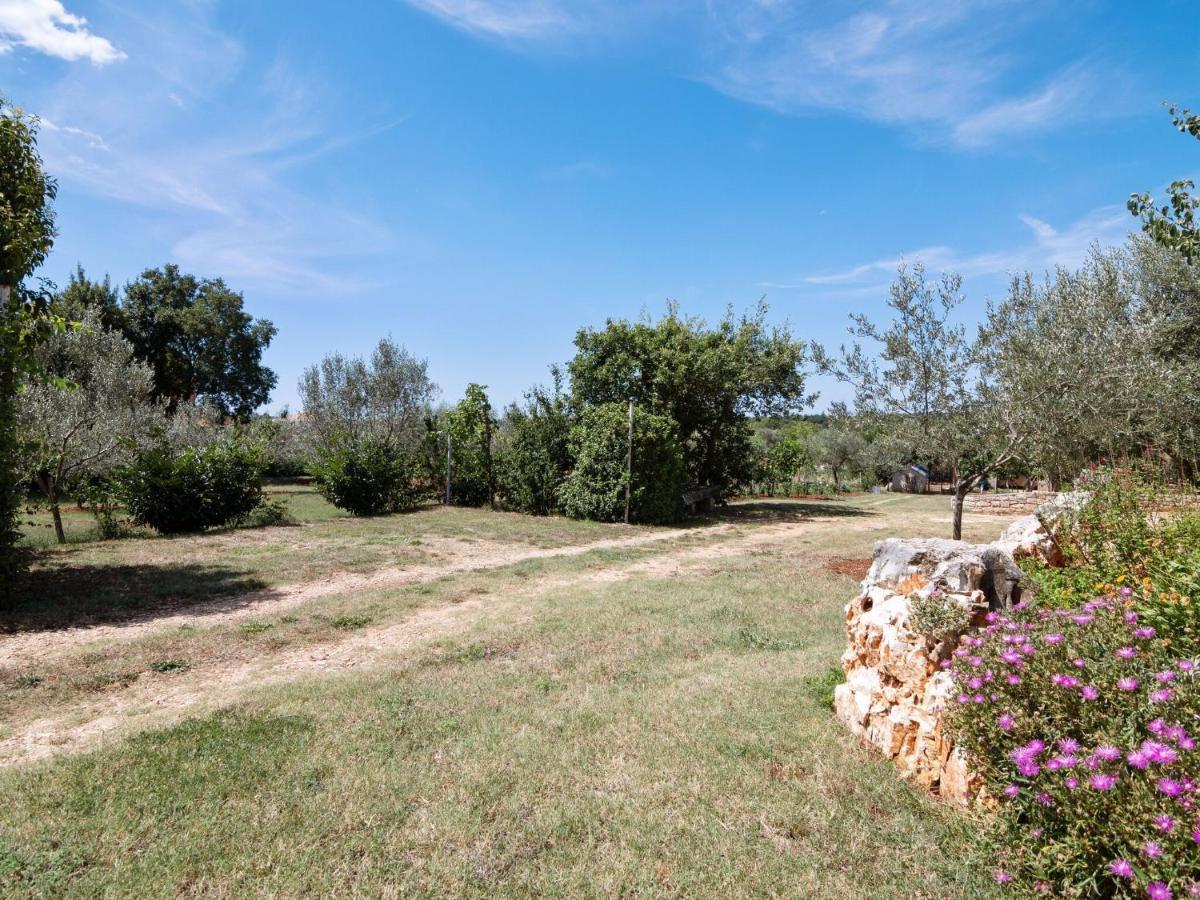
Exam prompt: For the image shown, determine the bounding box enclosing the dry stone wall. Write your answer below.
[833,513,1059,804]
[960,491,1058,516]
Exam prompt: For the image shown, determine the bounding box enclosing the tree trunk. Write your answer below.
[950,463,965,541]
[36,475,66,544]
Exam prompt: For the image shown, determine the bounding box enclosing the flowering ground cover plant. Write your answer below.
[946,593,1200,896]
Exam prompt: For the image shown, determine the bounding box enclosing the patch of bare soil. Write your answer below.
[0,517,834,766]
[823,558,872,580]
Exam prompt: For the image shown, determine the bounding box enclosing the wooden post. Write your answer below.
[445,432,452,505]
[624,398,633,525]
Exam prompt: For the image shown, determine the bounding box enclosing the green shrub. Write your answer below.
[498,383,574,515]
[118,434,267,534]
[311,435,422,517]
[946,595,1200,896]
[1046,465,1200,651]
[908,590,975,644]
[557,403,687,524]
[244,496,292,528]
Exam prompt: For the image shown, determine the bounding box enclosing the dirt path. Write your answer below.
[0,525,736,668]
[0,517,826,767]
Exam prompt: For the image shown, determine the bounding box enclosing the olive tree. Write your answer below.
[300,338,437,448]
[815,264,1021,539]
[980,243,1200,483]
[806,426,867,490]
[1,96,59,586]
[19,310,159,542]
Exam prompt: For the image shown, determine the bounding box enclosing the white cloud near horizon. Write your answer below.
[765,205,1132,294]
[0,0,124,64]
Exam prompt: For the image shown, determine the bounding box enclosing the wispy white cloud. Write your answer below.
[26,6,406,296]
[767,205,1132,293]
[0,0,124,65]
[396,0,1132,147]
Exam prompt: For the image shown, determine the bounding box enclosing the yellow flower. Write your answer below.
[1116,574,1126,584]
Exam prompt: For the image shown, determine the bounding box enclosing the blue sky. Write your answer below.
[1,0,1197,412]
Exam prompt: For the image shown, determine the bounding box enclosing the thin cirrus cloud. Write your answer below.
[399,0,1127,148]
[23,7,405,296]
[766,206,1133,296]
[0,0,124,64]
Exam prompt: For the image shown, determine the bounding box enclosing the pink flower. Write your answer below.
[1036,791,1053,806]
[1134,626,1157,640]
[1158,777,1185,797]
[1157,670,1177,683]
[994,869,1012,884]
[1108,858,1134,878]
[1118,677,1140,691]
[1089,773,1118,790]
[1002,783,1020,798]
[1143,841,1163,859]
[1094,745,1122,762]
[1148,882,1173,900]
[1151,688,1174,703]
[1080,685,1099,701]
[1178,660,1195,672]
[1006,674,1021,685]
[1155,814,1176,833]
[1116,646,1138,659]
[1051,674,1080,688]
[1071,613,1094,626]
[997,713,1015,731]
[1044,633,1065,645]
[1064,776,1079,789]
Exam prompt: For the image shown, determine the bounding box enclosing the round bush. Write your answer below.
[119,436,267,534]
[557,403,686,524]
[311,436,421,517]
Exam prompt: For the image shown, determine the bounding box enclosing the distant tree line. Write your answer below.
[4,94,1200,602]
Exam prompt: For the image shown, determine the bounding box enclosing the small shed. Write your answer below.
[890,464,930,494]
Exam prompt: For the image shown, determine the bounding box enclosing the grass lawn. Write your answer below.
[0,494,1008,897]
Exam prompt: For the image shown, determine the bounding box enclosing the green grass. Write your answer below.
[0,494,1012,897]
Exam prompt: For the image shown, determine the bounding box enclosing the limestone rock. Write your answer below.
[834,532,1028,805]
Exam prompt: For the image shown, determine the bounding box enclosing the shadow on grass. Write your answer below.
[701,499,876,525]
[2,562,269,634]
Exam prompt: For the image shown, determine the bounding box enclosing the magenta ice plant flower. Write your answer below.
[1044,633,1065,645]
[1108,858,1134,878]
[1117,646,1138,659]
[997,713,1015,731]
[1148,882,1173,900]
[1118,677,1141,691]
[1089,773,1118,790]
[1154,814,1175,833]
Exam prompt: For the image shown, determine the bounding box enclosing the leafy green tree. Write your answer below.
[557,402,687,524]
[816,265,1021,539]
[52,265,122,333]
[18,309,159,542]
[0,96,59,588]
[568,302,808,494]
[1129,104,1200,263]
[497,374,574,515]
[120,265,277,419]
[439,383,496,507]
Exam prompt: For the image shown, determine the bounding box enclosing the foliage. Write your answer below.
[1042,465,1200,651]
[496,376,574,515]
[300,338,436,451]
[17,309,159,542]
[85,265,280,420]
[946,594,1200,897]
[0,95,59,593]
[816,264,1020,538]
[1129,104,1200,263]
[436,383,496,507]
[557,402,687,524]
[251,414,314,478]
[79,478,128,540]
[980,246,1200,486]
[806,426,867,489]
[118,432,268,533]
[568,302,808,493]
[908,590,974,644]
[310,434,423,517]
